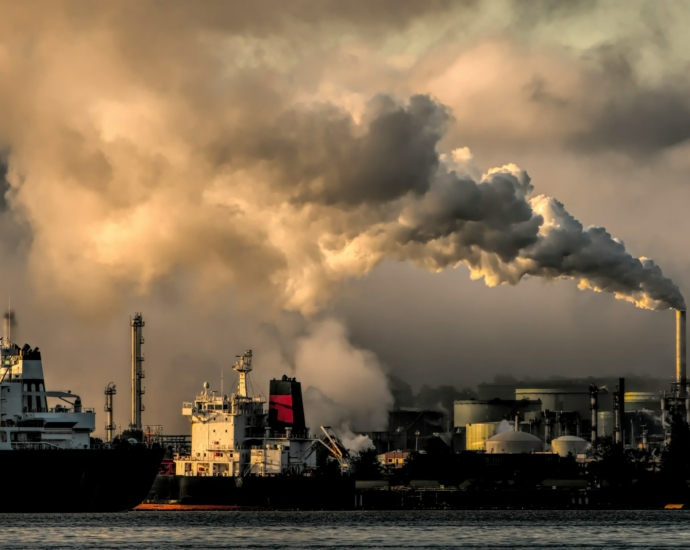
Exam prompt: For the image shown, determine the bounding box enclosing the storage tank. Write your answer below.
[515,388,590,416]
[454,400,511,426]
[485,430,544,454]
[455,399,542,428]
[465,422,502,451]
[551,435,589,457]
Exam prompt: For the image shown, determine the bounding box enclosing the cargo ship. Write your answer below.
[0,322,163,512]
[146,350,354,509]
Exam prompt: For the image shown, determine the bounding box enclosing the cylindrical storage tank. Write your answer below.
[551,435,589,457]
[454,400,511,426]
[597,411,614,438]
[515,388,590,416]
[485,431,543,454]
[465,422,502,451]
[624,392,661,412]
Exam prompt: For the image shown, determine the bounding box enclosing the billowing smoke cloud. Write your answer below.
[0,2,682,318]
[5,88,684,313]
[295,318,392,431]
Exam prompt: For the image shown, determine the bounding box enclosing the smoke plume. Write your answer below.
[295,318,392,431]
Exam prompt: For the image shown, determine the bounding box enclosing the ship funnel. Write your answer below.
[269,375,306,436]
[676,310,687,396]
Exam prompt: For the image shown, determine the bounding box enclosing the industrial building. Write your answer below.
[357,308,684,482]
[449,309,688,457]
[367,408,447,454]
[377,451,409,468]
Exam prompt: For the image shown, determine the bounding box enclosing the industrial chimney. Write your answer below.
[589,384,598,444]
[676,310,687,397]
[104,382,117,443]
[130,313,145,432]
[614,378,625,445]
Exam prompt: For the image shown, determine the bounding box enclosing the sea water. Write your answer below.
[2,510,688,549]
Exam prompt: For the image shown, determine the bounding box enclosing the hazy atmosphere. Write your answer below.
[0,0,688,436]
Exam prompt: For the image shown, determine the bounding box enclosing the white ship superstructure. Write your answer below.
[0,328,95,450]
[175,350,317,477]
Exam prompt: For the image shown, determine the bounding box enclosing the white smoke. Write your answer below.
[294,318,393,432]
[336,426,375,453]
[495,419,514,434]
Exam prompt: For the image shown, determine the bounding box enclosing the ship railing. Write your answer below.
[11,441,62,450]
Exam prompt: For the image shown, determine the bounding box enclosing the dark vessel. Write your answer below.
[146,350,354,509]
[0,319,163,512]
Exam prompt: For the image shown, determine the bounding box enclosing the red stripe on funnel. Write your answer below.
[270,395,294,423]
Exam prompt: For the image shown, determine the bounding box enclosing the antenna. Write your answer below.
[221,368,224,396]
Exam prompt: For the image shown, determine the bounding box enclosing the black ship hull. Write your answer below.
[0,446,164,512]
[148,475,355,509]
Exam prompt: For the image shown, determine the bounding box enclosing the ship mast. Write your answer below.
[233,350,253,397]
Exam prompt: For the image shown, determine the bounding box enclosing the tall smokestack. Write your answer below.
[614,378,625,445]
[130,313,145,433]
[590,384,598,444]
[676,310,687,397]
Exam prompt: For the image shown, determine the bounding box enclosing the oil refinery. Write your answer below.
[72,307,690,510]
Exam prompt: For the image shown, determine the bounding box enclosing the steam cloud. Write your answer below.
[294,318,392,432]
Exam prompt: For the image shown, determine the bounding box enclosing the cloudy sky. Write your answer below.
[0,0,688,434]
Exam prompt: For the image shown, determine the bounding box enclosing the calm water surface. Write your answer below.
[1,510,688,549]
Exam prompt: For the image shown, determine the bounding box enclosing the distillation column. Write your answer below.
[104,382,116,443]
[130,313,145,431]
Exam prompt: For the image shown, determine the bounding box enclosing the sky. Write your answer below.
[0,0,688,436]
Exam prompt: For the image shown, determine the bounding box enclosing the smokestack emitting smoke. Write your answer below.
[677,309,687,393]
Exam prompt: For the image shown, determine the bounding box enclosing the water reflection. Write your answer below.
[3,510,689,549]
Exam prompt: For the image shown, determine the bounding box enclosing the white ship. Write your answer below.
[0,313,164,512]
[0,323,95,449]
[174,350,318,477]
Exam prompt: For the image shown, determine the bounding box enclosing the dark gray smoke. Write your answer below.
[289,96,685,311]
[3,310,16,327]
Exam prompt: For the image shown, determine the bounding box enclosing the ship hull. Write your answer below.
[0,446,164,512]
[148,475,355,509]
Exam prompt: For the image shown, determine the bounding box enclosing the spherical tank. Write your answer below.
[485,430,543,454]
[551,435,589,457]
